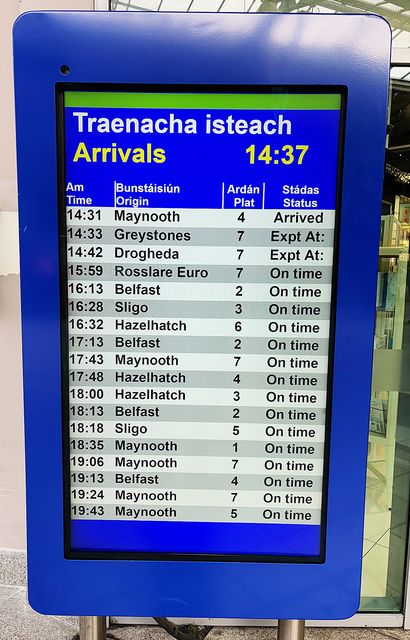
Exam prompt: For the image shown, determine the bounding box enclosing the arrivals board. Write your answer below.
[61,91,342,560]
[15,11,390,617]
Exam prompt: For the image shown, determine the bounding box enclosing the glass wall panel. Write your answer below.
[110,0,410,615]
[361,82,410,611]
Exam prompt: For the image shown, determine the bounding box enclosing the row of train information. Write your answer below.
[62,91,342,558]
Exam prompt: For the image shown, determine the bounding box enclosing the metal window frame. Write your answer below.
[395,51,410,628]
[403,529,410,629]
[94,0,109,9]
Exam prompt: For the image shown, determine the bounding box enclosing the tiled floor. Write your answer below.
[0,585,78,640]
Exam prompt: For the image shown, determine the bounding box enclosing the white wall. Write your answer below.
[0,0,93,551]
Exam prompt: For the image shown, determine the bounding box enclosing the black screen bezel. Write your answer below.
[57,83,346,563]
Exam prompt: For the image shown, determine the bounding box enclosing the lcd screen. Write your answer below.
[59,89,343,561]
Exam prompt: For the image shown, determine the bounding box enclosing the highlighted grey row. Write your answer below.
[69,420,325,443]
[68,263,333,284]
[69,369,328,389]
[69,334,329,355]
[71,504,320,524]
[70,471,323,491]
[69,438,324,459]
[72,487,322,508]
[68,300,331,320]
[69,403,326,423]
[67,226,334,247]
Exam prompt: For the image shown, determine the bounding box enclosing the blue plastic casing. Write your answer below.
[14,11,390,619]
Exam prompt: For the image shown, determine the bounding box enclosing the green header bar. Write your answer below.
[64,92,341,110]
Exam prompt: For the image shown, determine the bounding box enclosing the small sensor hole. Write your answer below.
[60,65,70,76]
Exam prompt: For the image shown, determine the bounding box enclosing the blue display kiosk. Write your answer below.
[14,11,390,620]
